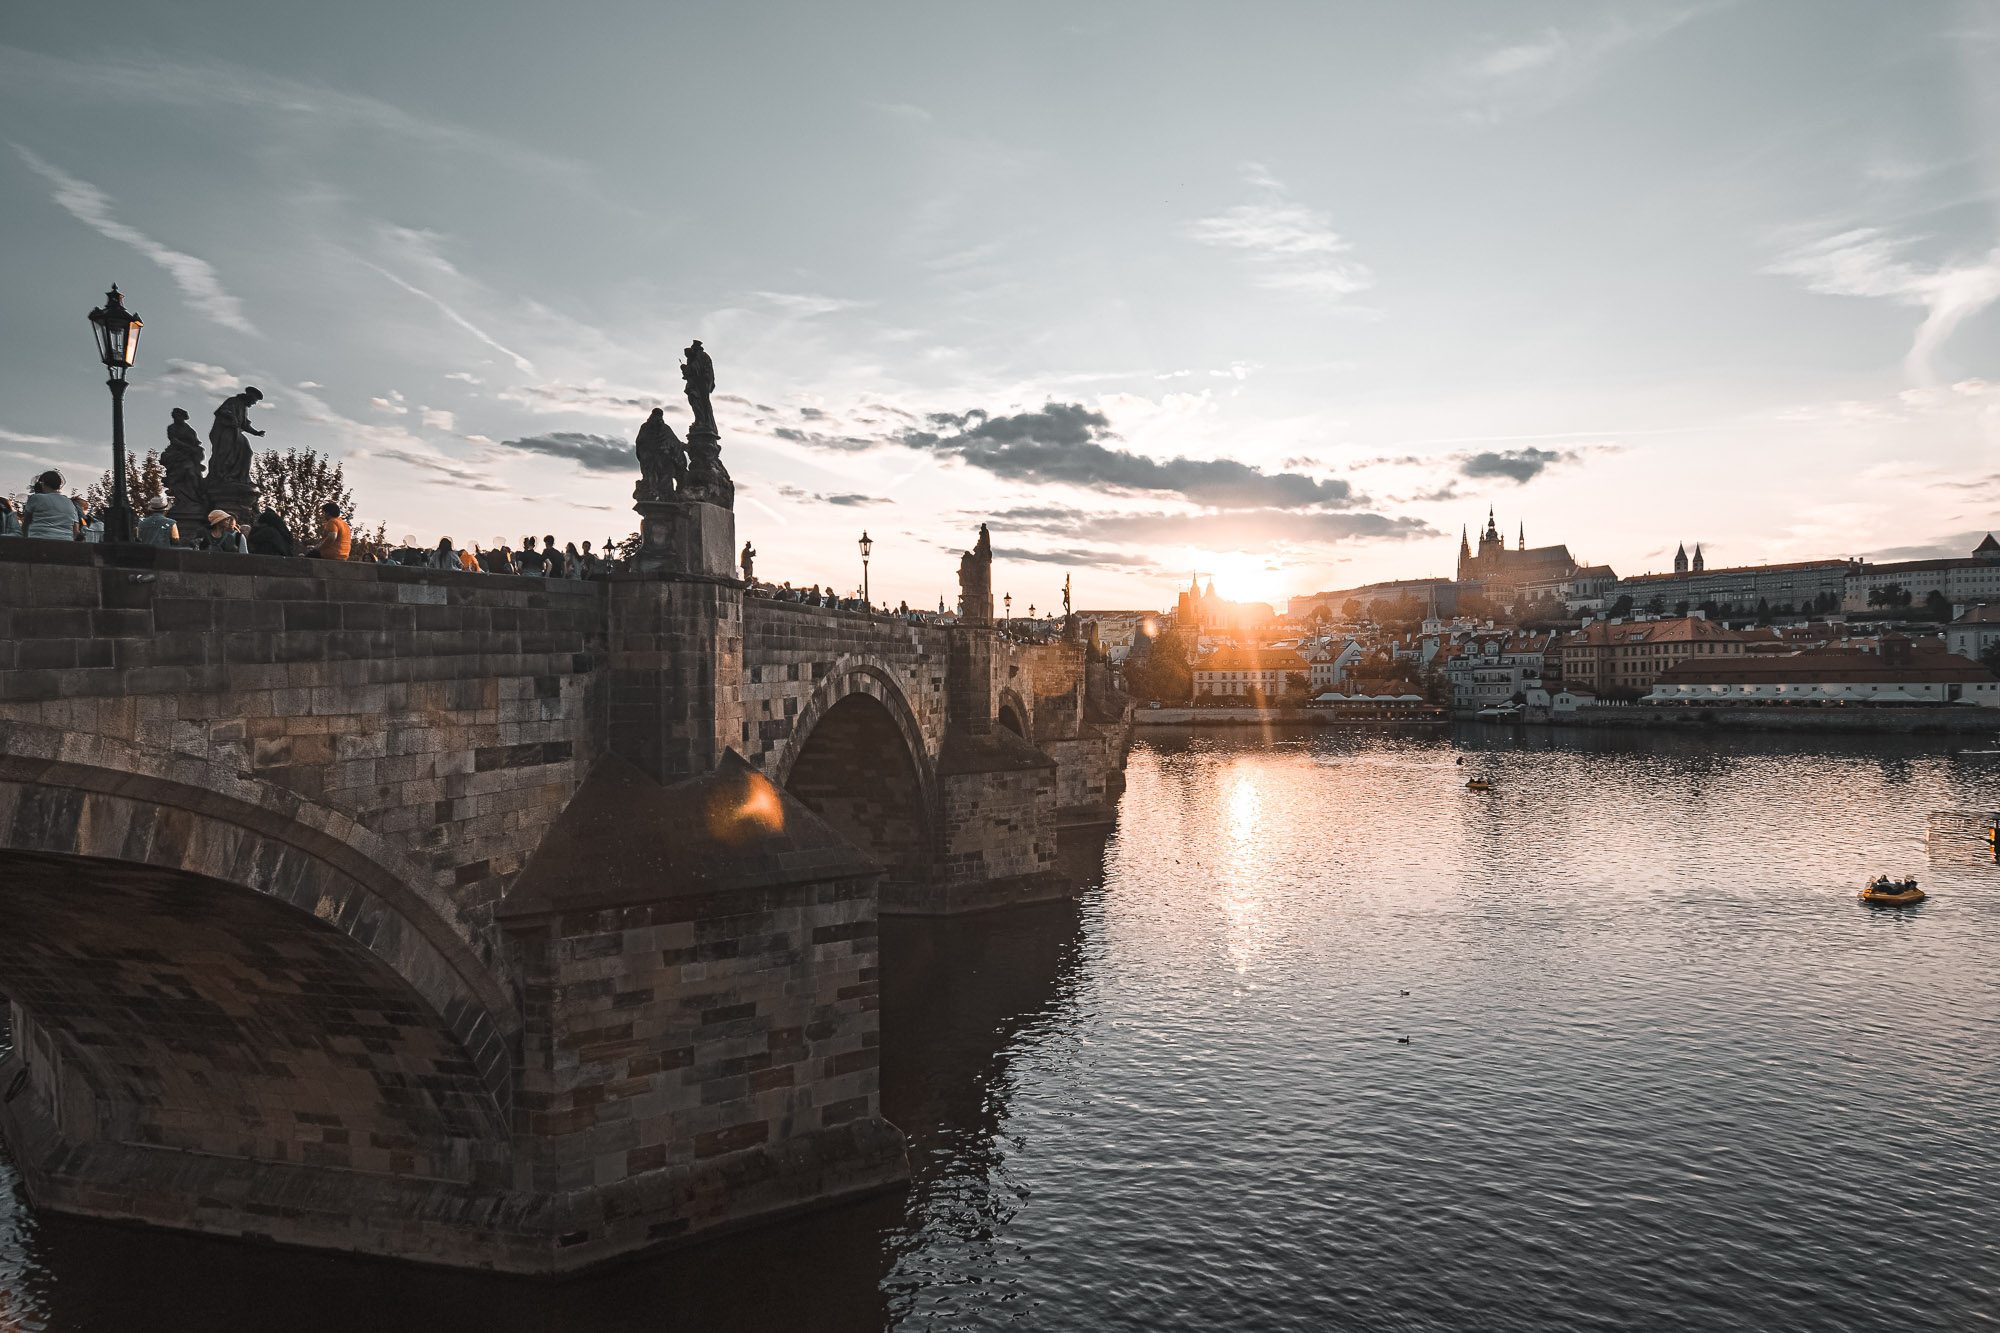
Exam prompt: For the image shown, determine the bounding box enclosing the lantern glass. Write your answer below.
[859,531,873,560]
[88,287,142,371]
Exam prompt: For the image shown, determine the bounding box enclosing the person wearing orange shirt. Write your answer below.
[318,503,352,560]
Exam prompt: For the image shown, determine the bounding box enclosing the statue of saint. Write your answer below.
[207,387,264,487]
[740,541,756,582]
[681,340,716,435]
[633,407,686,501]
[975,523,991,559]
[161,408,208,511]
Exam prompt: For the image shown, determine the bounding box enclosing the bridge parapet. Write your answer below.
[0,539,604,967]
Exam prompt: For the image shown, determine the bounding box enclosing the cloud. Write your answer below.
[752,291,865,317]
[445,371,483,384]
[500,381,655,419]
[420,407,455,431]
[373,448,513,493]
[902,401,1358,508]
[160,359,242,393]
[1449,7,1717,125]
[1185,165,1371,299]
[369,396,407,415]
[14,145,256,334]
[988,503,1434,554]
[0,427,84,448]
[0,45,582,181]
[497,431,630,472]
[1458,447,1576,484]
[297,380,323,389]
[1766,228,2000,384]
[361,260,536,374]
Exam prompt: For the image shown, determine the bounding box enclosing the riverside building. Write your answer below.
[1843,534,2000,611]
[1646,636,2000,706]
[1560,616,1765,698]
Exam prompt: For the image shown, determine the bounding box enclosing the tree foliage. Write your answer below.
[86,449,165,512]
[252,447,355,544]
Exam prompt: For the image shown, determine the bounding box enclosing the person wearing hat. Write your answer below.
[136,495,178,547]
[205,509,247,554]
[20,470,79,541]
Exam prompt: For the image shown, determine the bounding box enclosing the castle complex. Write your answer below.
[1455,509,1581,601]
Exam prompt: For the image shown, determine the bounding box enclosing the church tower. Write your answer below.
[1458,524,1473,581]
[1674,543,1689,575]
[1692,544,1705,573]
[1478,507,1504,562]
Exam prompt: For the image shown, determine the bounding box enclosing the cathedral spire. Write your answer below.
[1674,542,1688,575]
[1518,521,1525,550]
[1692,543,1705,572]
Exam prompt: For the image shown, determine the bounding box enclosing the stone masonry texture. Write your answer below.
[0,540,1126,1273]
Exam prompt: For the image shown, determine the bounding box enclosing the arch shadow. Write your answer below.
[0,721,517,1112]
[770,659,939,889]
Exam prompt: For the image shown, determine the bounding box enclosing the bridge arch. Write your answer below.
[996,687,1031,740]
[770,658,938,889]
[0,723,518,1117]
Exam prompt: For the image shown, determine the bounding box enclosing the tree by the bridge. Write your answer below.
[85,448,165,512]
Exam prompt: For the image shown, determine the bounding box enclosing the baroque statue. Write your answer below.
[162,408,208,513]
[677,339,732,507]
[208,386,264,487]
[740,541,756,581]
[634,407,686,502]
[682,339,716,436]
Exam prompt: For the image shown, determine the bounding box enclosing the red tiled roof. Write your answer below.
[1197,647,1307,672]
[1565,617,1759,646]
[1660,646,1994,685]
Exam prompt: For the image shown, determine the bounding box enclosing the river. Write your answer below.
[3,725,1998,1331]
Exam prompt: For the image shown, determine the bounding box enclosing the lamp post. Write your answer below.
[858,530,872,609]
[86,285,143,543]
[1004,592,1012,620]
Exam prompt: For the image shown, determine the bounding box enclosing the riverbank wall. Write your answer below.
[1500,705,2000,735]
[1132,707,1445,727]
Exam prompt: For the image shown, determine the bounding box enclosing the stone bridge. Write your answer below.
[0,534,1128,1275]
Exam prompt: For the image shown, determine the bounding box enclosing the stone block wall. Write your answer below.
[605,576,743,781]
[739,599,945,776]
[500,874,904,1266]
[0,542,604,967]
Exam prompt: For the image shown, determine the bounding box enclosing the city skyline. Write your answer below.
[5,2,2000,610]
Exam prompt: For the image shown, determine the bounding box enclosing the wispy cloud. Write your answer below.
[1766,228,2000,385]
[0,45,582,181]
[753,291,866,317]
[159,359,242,393]
[14,144,256,334]
[1447,6,1718,125]
[1185,165,1371,299]
[360,260,536,375]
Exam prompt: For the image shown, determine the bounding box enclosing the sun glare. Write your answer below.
[1188,551,1287,608]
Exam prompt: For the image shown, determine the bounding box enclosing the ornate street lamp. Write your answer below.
[86,284,143,543]
[1003,592,1012,619]
[858,530,872,608]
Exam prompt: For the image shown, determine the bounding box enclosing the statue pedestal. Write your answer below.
[204,482,259,531]
[165,498,211,546]
[633,499,736,579]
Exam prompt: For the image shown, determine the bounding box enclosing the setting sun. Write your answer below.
[1183,550,1289,609]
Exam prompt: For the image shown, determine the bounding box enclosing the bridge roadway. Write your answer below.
[0,537,1129,1274]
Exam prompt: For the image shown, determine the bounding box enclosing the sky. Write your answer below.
[5,1,2000,613]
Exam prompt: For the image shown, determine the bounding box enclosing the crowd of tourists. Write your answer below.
[2,471,617,577]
